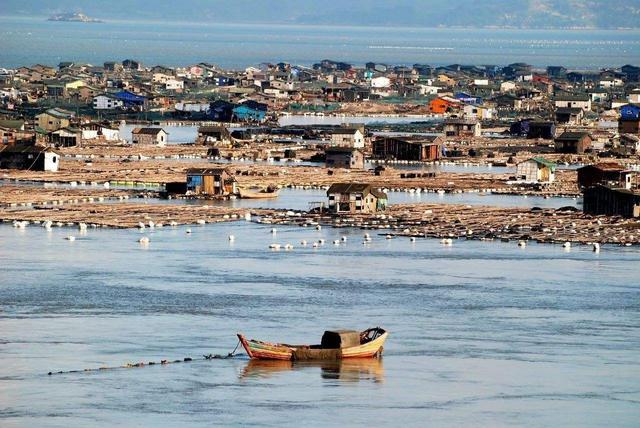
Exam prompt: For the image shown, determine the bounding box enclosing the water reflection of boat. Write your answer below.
[238,187,279,199]
[237,327,388,360]
[240,358,384,383]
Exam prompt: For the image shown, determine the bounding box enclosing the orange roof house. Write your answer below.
[429,97,461,114]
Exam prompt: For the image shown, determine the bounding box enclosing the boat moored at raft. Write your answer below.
[237,327,388,361]
[238,187,279,199]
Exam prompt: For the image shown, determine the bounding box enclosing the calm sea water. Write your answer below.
[1,221,639,427]
[1,16,639,69]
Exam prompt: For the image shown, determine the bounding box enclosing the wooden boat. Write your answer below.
[237,327,388,361]
[238,187,279,199]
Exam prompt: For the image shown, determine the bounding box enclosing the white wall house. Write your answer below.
[419,84,440,95]
[463,104,495,120]
[599,78,623,88]
[165,79,184,91]
[554,95,592,111]
[100,126,120,141]
[43,150,59,172]
[330,128,365,149]
[515,158,556,183]
[370,76,391,88]
[93,95,124,110]
[500,81,516,93]
[152,73,172,84]
[81,129,99,140]
[131,128,168,146]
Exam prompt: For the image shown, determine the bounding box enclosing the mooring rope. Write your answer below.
[47,340,243,376]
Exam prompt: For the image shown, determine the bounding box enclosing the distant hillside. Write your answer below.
[4,0,640,29]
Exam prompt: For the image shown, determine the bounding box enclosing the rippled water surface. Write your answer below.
[1,221,639,427]
[1,17,639,68]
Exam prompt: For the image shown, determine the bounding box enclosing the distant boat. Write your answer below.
[237,327,388,360]
[238,187,279,199]
[48,13,103,23]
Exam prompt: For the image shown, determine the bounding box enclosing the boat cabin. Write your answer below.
[186,167,237,196]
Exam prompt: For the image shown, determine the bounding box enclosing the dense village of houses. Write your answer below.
[1,59,640,219]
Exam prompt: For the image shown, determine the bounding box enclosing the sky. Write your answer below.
[3,0,640,29]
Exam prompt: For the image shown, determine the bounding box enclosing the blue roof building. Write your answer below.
[114,90,146,108]
[620,104,640,120]
[232,101,267,122]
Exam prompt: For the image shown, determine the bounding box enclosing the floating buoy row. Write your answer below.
[268,243,294,251]
[47,350,241,376]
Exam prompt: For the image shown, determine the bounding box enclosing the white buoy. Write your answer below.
[518,240,526,247]
[300,240,307,246]
[138,222,145,229]
[78,223,87,231]
[316,225,322,231]
[385,234,393,240]
[341,236,347,242]
[186,228,192,234]
[312,242,319,248]
[284,244,293,250]
[410,237,416,242]
[139,236,150,244]
[228,235,235,242]
[65,235,76,241]
[364,233,370,240]
[333,239,340,245]
[197,219,206,225]
[271,228,277,234]
[592,243,600,252]
[562,242,571,249]
[318,239,325,245]
[170,221,178,227]
[269,243,281,250]
[148,221,155,229]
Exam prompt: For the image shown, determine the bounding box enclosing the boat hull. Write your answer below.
[237,330,388,361]
[238,189,279,199]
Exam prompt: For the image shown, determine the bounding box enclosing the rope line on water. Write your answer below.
[47,340,243,376]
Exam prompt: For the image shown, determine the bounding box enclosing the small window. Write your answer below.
[52,156,57,163]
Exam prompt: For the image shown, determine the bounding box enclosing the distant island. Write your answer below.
[48,13,103,23]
